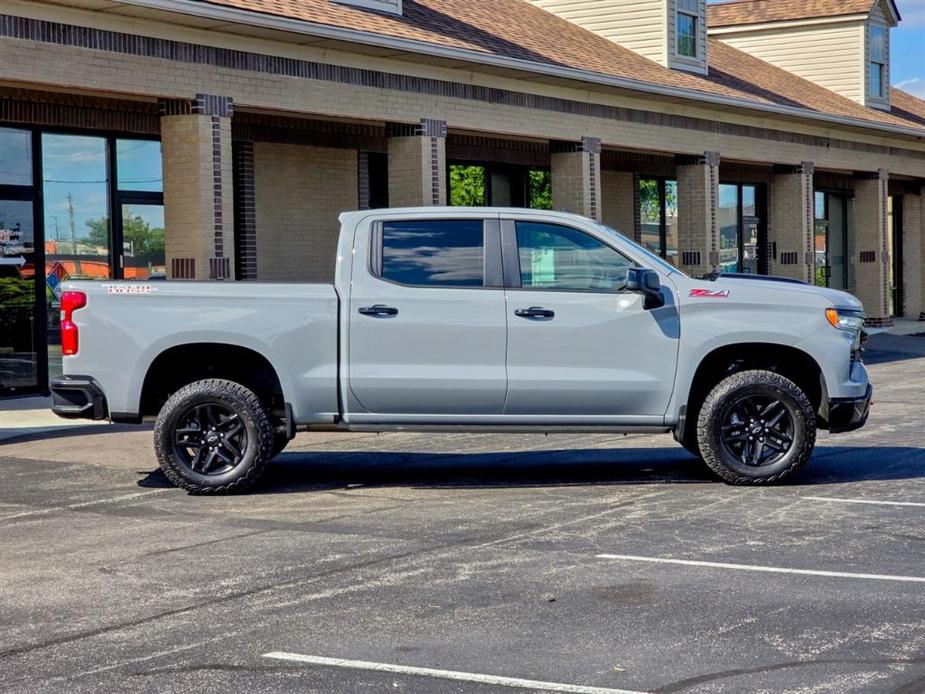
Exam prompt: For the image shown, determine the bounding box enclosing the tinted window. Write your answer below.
[381,220,484,287]
[0,127,32,186]
[516,222,633,291]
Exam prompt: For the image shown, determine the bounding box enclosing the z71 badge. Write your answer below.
[689,288,730,298]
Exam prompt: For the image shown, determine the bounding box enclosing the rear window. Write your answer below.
[379,220,485,287]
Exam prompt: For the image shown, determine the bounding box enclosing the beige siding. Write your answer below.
[528,0,667,64]
[717,22,865,104]
[254,143,357,282]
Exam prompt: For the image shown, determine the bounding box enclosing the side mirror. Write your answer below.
[625,267,665,310]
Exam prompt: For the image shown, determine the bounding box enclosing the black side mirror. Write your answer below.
[625,267,665,310]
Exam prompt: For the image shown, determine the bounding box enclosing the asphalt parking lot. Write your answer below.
[1,333,924,693]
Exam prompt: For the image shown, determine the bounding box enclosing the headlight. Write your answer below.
[826,308,865,332]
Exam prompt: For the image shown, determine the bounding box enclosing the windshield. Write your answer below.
[590,221,686,277]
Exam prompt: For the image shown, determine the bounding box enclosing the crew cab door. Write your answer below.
[502,218,679,419]
[347,215,507,416]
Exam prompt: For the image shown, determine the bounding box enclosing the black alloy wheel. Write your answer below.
[696,369,816,485]
[154,378,273,494]
[173,402,249,476]
[719,394,795,467]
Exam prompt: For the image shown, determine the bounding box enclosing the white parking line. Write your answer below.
[262,652,649,694]
[800,496,925,508]
[0,489,171,521]
[595,554,925,584]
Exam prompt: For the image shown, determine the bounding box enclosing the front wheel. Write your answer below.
[696,370,816,485]
[154,378,273,494]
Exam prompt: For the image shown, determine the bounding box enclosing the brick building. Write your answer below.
[0,0,923,396]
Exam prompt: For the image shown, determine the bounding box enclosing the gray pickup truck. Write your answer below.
[51,208,872,493]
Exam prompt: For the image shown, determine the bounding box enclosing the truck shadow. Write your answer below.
[138,444,925,493]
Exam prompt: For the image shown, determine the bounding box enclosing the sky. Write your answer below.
[890,0,925,97]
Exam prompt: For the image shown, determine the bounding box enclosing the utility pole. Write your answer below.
[67,193,82,276]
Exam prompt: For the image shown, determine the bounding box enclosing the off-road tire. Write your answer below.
[154,378,273,494]
[697,369,816,485]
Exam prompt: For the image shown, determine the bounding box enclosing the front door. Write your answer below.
[0,127,44,396]
[502,219,679,419]
[348,216,508,416]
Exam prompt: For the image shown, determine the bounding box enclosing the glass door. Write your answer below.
[719,183,767,274]
[0,127,44,395]
[814,191,849,289]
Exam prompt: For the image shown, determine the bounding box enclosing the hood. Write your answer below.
[708,275,865,312]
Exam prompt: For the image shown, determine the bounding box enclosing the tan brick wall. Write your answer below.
[601,171,635,237]
[853,171,891,322]
[161,113,234,280]
[676,155,720,277]
[254,142,357,282]
[551,150,602,221]
[901,190,924,320]
[2,1,924,179]
[770,166,814,282]
[387,135,446,207]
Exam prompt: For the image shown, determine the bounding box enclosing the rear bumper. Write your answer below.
[51,376,108,420]
[826,384,873,433]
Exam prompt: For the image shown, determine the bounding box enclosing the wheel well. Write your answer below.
[140,343,284,419]
[683,343,824,443]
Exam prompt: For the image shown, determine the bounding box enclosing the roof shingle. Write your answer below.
[199,0,925,135]
[708,0,878,28]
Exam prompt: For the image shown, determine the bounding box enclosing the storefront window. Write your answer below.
[449,163,551,209]
[637,178,678,265]
[117,139,163,192]
[0,199,38,393]
[0,127,33,186]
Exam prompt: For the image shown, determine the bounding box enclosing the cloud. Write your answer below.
[896,77,925,98]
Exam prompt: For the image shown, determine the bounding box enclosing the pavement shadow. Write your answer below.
[137,444,925,493]
[863,332,925,364]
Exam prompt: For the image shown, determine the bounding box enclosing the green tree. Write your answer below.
[449,165,486,206]
[83,214,164,266]
[528,170,552,210]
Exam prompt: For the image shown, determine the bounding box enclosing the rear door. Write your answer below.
[347,215,507,416]
[502,218,679,419]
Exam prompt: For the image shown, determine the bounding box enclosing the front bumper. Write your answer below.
[51,375,108,420]
[826,383,873,433]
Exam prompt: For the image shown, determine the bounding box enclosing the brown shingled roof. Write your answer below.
[199,0,925,135]
[708,0,878,27]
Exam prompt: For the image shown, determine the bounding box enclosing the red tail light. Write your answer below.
[60,291,87,356]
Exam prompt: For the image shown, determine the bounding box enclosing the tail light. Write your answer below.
[60,291,87,356]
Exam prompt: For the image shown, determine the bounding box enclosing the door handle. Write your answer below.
[514,306,555,319]
[359,304,399,317]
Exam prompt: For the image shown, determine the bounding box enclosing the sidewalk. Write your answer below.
[0,395,107,443]
[885,318,925,336]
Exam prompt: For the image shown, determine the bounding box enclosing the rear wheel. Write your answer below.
[154,378,273,494]
[697,370,816,485]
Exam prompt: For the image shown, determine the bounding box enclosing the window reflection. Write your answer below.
[117,140,163,192]
[0,128,32,186]
[381,220,485,287]
[516,222,633,291]
[122,204,166,279]
[42,134,111,280]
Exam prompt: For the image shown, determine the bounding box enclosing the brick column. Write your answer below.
[387,119,447,207]
[902,188,924,321]
[770,162,815,282]
[600,170,635,238]
[676,152,720,277]
[159,94,234,280]
[853,169,892,327]
[551,137,602,221]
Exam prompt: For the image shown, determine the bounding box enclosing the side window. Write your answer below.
[379,219,485,287]
[515,222,633,291]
